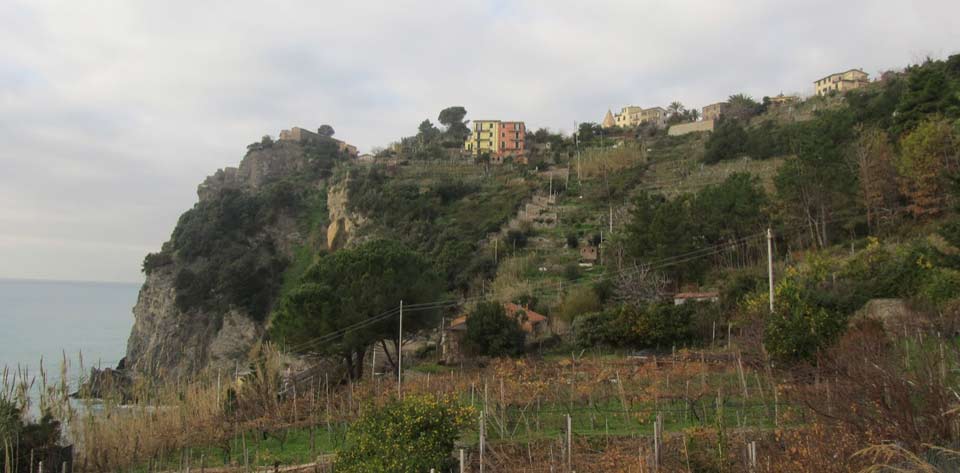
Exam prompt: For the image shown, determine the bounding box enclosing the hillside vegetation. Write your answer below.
[6,54,960,472]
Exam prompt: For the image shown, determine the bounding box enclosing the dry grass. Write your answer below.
[578,144,646,180]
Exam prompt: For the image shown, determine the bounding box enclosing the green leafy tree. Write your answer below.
[896,117,958,218]
[462,302,526,357]
[335,395,473,473]
[438,106,470,145]
[416,119,441,146]
[703,119,748,163]
[691,173,769,252]
[764,277,847,363]
[631,303,696,348]
[270,240,443,379]
[667,101,687,124]
[726,93,762,121]
[317,124,335,138]
[774,109,857,248]
[558,285,601,321]
[893,57,960,136]
[623,192,703,283]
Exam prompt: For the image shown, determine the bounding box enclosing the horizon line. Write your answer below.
[0,276,142,286]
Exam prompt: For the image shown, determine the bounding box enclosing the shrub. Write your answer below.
[335,396,473,473]
[141,251,173,274]
[0,398,62,470]
[631,303,696,348]
[918,268,960,307]
[558,285,601,321]
[703,119,748,164]
[573,303,698,349]
[505,229,528,250]
[463,302,526,357]
[764,277,847,363]
[566,233,579,249]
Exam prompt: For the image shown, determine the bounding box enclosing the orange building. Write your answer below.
[464,120,527,159]
[499,121,526,155]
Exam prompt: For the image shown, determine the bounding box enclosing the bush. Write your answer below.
[463,302,526,357]
[632,303,696,348]
[505,229,528,250]
[573,303,697,349]
[335,396,473,473]
[141,251,173,274]
[764,277,847,363]
[918,268,960,307]
[566,233,579,249]
[0,398,62,470]
[703,119,748,164]
[558,285,601,321]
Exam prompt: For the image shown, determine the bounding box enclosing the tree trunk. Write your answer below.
[379,339,398,372]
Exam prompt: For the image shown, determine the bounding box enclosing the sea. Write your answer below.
[0,278,139,398]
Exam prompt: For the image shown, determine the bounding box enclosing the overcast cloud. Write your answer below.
[1,0,957,283]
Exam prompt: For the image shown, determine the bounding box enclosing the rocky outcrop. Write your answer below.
[325,181,366,251]
[125,265,265,378]
[125,139,371,379]
[197,141,317,202]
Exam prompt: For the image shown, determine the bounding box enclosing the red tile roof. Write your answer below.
[448,302,548,334]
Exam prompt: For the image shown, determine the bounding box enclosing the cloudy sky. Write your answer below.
[1,0,957,283]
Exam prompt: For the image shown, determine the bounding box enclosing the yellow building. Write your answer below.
[603,105,667,129]
[615,106,644,128]
[814,69,869,96]
[464,120,501,155]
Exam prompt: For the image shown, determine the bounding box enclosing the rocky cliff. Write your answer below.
[125,138,364,379]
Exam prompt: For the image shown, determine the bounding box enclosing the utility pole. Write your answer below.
[574,121,582,190]
[767,228,775,313]
[599,230,603,266]
[398,300,403,397]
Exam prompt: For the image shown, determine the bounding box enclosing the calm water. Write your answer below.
[0,279,139,390]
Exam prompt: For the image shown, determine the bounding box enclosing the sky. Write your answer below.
[0,0,958,283]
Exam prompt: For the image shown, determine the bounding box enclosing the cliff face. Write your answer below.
[125,139,364,378]
[125,265,262,377]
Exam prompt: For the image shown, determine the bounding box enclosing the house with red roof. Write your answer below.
[442,302,549,362]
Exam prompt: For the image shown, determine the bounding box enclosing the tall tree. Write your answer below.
[270,240,443,379]
[691,173,769,268]
[666,101,686,124]
[774,109,857,248]
[850,126,899,229]
[462,302,526,357]
[623,192,703,284]
[317,124,335,138]
[727,93,762,122]
[703,119,748,163]
[416,119,441,147]
[896,117,959,218]
[893,58,960,136]
[438,106,470,146]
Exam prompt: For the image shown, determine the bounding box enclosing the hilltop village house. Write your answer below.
[463,120,527,161]
[814,69,869,96]
[602,105,668,129]
[278,126,359,157]
[443,303,549,362]
[701,102,729,122]
[768,93,799,106]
